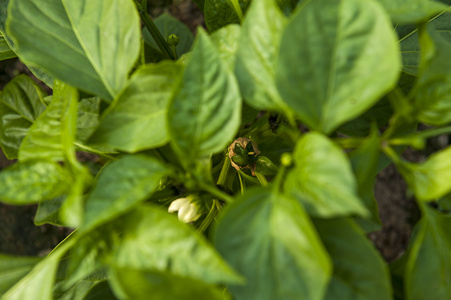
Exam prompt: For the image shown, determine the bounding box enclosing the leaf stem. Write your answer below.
[199,182,234,204]
[197,199,220,233]
[134,0,175,60]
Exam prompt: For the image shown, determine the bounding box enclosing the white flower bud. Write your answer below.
[168,197,202,223]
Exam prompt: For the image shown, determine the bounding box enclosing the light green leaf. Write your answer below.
[89,61,181,152]
[349,129,382,232]
[204,0,249,32]
[314,218,392,300]
[276,0,400,133]
[0,33,15,61]
[234,0,288,112]
[6,0,140,102]
[109,268,227,300]
[0,75,46,159]
[143,13,194,57]
[0,255,41,296]
[213,188,332,300]
[81,155,169,233]
[397,145,451,201]
[411,23,451,125]
[0,160,70,205]
[210,24,241,70]
[53,280,98,300]
[19,80,78,162]
[2,237,76,300]
[405,205,451,300]
[76,97,101,143]
[168,29,241,161]
[285,132,369,218]
[113,205,243,285]
[376,0,447,24]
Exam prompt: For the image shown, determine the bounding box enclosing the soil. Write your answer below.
[0,0,429,262]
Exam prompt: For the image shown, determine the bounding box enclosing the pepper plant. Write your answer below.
[1,0,451,299]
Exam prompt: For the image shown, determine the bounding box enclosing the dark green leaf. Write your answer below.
[112,205,243,285]
[0,75,46,159]
[376,0,447,24]
[34,196,65,226]
[213,188,332,300]
[109,268,227,300]
[0,160,70,205]
[83,281,117,300]
[405,205,451,300]
[6,0,140,101]
[76,97,101,143]
[168,29,241,162]
[81,155,169,233]
[143,13,194,57]
[0,254,41,296]
[0,33,15,60]
[349,129,383,232]
[276,0,400,133]
[411,23,451,125]
[314,218,392,300]
[89,61,181,152]
[204,0,249,32]
[234,0,288,112]
[285,132,369,218]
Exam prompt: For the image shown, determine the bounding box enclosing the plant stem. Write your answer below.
[391,125,451,144]
[199,182,234,204]
[197,200,220,233]
[133,0,175,60]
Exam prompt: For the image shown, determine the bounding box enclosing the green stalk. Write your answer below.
[199,182,234,204]
[134,0,175,60]
[197,200,220,233]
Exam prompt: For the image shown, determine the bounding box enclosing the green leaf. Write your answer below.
[89,61,181,152]
[83,281,117,300]
[405,205,451,300]
[81,155,169,233]
[397,145,451,201]
[313,218,392,300]
[376,0,447,24]
[19,80,78,162]
[76,97,101,143]
[204,0,249,32]
[34,196,65,226]
[113,205,243,285]
[6,0,140,102]
[234,0,288,112]
[210,24,241,70]
[285,132,369,218]
[0,75,46,159]
[349,129,382,232]
[411,23,451,125]
[398,8,451,75]
[0,33,15,61]
[109,268,227,300]
[168,29,241,162]
[2,237,76,300]
[0,160,70,205]
[143,13,194,57]
[53,280,98,300]
[213,188,332,300]
[276,0,400,133]
[0,255,41,296]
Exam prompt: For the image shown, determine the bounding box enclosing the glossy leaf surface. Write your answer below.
[81,155,169,233]
[168,29,241,161]
[0,75,46,159]
[0,161,70,205]
[6,0,140,101]
[285,132,369,218]
[276,0,400,133]
[214,188,332,300]
[90,61,181,152]
[234,0,287,112]
[314,218,392,300]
